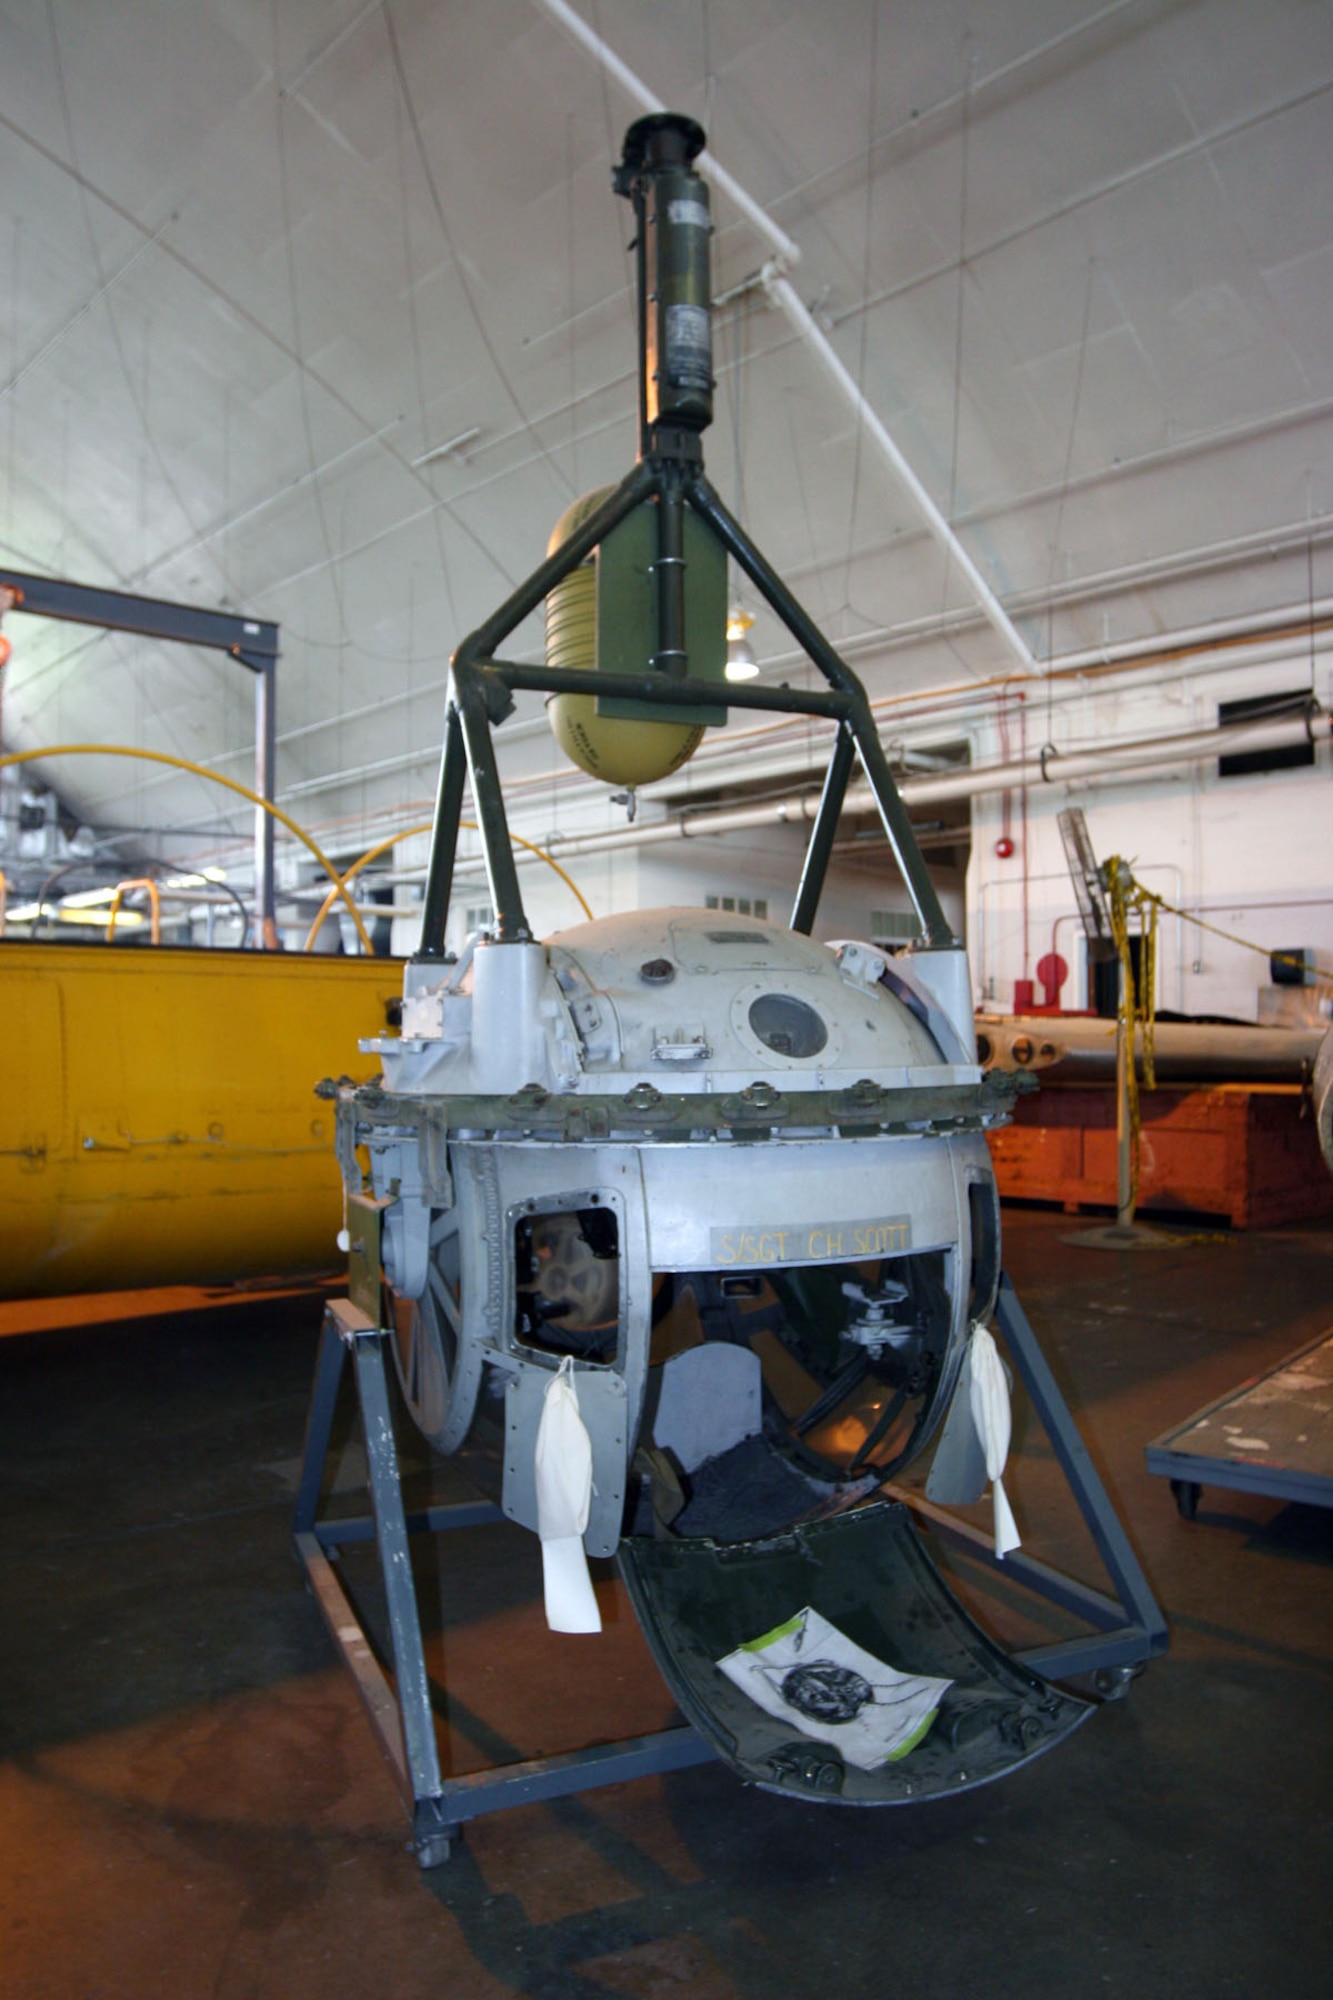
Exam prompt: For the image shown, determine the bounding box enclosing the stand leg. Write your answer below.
[886,1275,1168,1684]
[991,1275,1167,1678]
[292,1311,348,1536]
[348,1325,449,1827]
[292,1300,712,1868]
[292,1302,456,1865]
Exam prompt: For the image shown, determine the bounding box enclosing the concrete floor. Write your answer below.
[2,1209,1330,1999]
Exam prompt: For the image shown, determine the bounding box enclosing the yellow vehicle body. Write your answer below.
[0,941,400,1298]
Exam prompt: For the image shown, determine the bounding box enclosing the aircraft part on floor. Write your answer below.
[342,909,1008,1569]
[308,113,1164,1862]
[331,906,1131,1828]
[0,941,400,1298]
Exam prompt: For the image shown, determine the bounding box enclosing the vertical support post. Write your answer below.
[350,1327,448,1811]
[252,656,278,948]
[416,702,467,960]
[454,671,530,942]
[1116,1014,1135,1228]
[791,721,856,935]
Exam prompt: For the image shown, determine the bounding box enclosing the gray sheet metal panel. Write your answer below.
[470,1142,652,1555]
[486,1141,653,1427]
[503,1364,630,1557]
[637,1131,983,1272]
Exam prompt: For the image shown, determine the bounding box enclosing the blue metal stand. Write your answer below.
[889,1274,1168,1685]
[292,1300,713,1868]
[295,1279,1165,1864]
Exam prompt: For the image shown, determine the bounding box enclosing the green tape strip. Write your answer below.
[883,1707,939,1762]
[739,1611,806,1653]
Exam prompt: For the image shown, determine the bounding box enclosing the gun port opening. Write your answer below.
[514,1203,621,1364]
[632,1249,956,1545]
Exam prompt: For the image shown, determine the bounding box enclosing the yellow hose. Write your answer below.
[0,743,374,953]
[107,877,161,945]
[301,820,594,952]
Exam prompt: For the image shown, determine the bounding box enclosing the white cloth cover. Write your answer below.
[968,1322,1021,1558]
[718,1606,952,1768]
[534,1357,602,1634]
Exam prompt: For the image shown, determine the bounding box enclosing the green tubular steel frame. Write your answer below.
[414,450,957,960]
[415,110,955,964]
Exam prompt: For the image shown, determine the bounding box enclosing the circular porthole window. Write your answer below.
[747,992,828,1059]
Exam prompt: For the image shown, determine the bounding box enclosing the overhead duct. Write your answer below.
[516,705,1332,865]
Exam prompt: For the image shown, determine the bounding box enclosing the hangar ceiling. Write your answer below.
[1,0,1330,883]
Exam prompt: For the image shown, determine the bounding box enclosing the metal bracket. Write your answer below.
[291,1299,713,1868]
[345,1191,391,1321]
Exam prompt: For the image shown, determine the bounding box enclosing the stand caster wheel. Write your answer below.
[1093,1663,1143,1703]
[413,1809,459,1870]
[415,1835,453,1870]
[1170,1478,1201,1521]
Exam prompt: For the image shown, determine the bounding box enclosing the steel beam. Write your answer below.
[0,566,280,941]
[791,721,856,935]
[885,1273,1168,1685]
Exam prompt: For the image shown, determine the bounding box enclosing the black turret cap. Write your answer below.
[617,112,707,184]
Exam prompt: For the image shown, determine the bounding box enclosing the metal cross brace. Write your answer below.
[887,1273,1169,1684]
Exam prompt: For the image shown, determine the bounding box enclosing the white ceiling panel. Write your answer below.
[0,0,1329,882]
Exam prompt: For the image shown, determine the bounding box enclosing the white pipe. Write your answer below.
[532,0,799,266]
[761,272,1036,674]
[530,0,1033,677]
[1051,601,1333,676]
[902,709,1330,805]
[531,708,1329,860]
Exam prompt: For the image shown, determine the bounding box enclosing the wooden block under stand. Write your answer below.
[987,1081,1333,1230]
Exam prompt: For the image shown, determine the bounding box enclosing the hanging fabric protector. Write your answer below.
[969,1323,1021,1558]
[534,1357,602,1633]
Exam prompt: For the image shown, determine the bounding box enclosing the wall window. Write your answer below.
[870,909,917,943]
[1218,691,1315,778]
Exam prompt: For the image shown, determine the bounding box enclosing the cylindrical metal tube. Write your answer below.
[617,114,713,438]
[977,1015,1327,1084]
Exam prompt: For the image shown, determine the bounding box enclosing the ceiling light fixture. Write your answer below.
[412,427,484,470]
[725,605,759,681]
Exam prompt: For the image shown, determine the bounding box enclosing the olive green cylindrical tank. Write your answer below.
[545,488,704,787]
